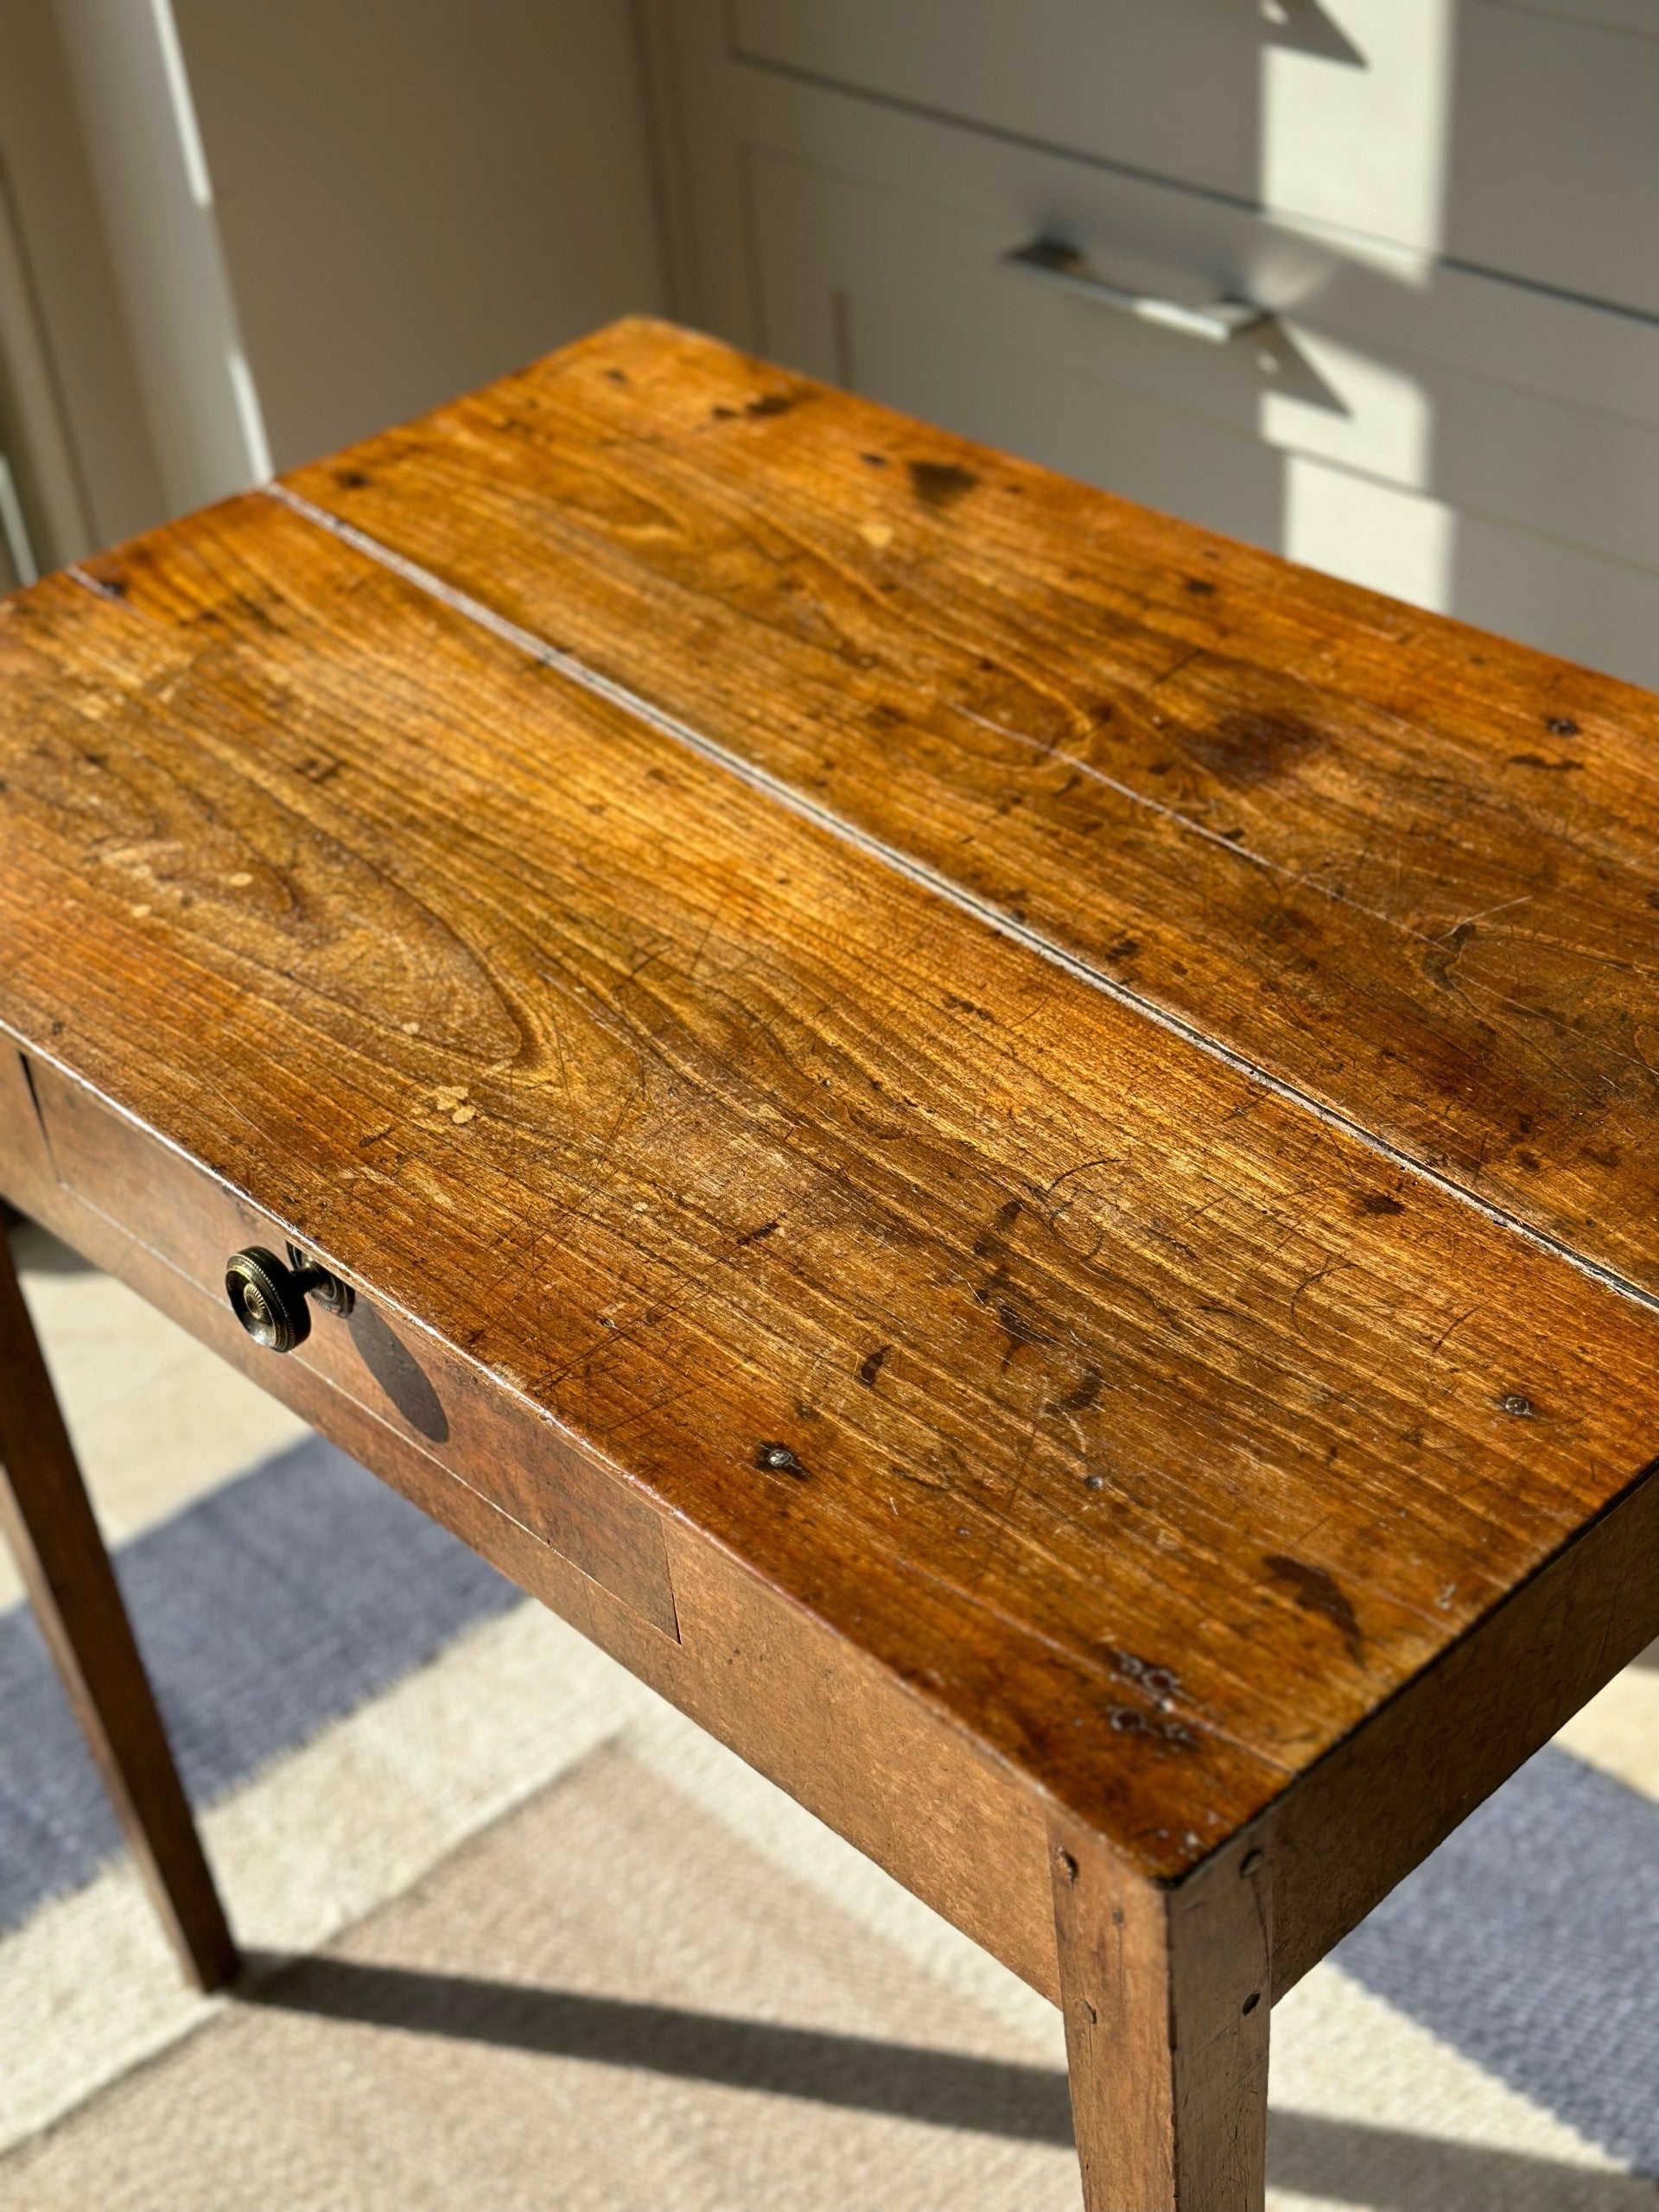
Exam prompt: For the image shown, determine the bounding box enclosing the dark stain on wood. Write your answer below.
[994,1303,1056,1369]
[1185,709,1320,789]
[1263,1554,1364,1662]
[907,459,979,510]
[857,1344,890,1389]
[1048,1364,1103,1414]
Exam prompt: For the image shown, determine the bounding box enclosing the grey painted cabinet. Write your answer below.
[647,0,1659,686]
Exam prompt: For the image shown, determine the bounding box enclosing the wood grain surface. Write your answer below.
[0,464,1652,1881]
[282,317,1659,1295]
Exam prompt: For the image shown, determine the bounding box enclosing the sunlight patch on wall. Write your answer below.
[1261,0,1453,274]
[1282,454,1455,613]
[1262,330,1434,488]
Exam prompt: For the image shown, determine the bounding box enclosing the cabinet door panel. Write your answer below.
[734,0,1659,315]
[748,137,1659,683]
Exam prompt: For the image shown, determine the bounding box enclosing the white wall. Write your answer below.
[18,0,664,539]
[171,0,667,473]
[0,0,164,556]
[52,0,269,517]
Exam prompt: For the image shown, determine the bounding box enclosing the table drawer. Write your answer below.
[733,0,1659,316]
[7,1049,677,1640]
[745,112,1659,685]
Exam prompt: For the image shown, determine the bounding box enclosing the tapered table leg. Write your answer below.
[1052,1818,1271,2212]
[0,1228,238,1990]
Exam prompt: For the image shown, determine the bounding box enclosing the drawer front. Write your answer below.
[733,0,1659,315]
[741,106,1659,686]
[11,1051,677,1639]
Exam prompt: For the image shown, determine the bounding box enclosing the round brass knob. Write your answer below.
[224,1245,352,1353]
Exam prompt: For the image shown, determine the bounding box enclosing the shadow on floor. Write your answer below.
[238,1950,1071,2144]
[238,1952,1658,2206]
[1269,2113,1659,2211]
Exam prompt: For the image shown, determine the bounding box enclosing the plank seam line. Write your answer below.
[267,483,1659,1319]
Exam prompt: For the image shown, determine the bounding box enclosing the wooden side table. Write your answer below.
[1,319,1654,2211]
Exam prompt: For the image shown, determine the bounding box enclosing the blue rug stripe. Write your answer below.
[0,1436,520,1934]
[1335,1744,1659,2178]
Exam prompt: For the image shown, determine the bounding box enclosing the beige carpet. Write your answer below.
[6,1716,1658,2212]
[1,1742,1081,2212]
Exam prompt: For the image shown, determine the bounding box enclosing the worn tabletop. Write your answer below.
[0,317,1653,1882]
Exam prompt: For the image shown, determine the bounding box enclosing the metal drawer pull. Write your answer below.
[226,1243,353,1353]
[1002,238,1267,345]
